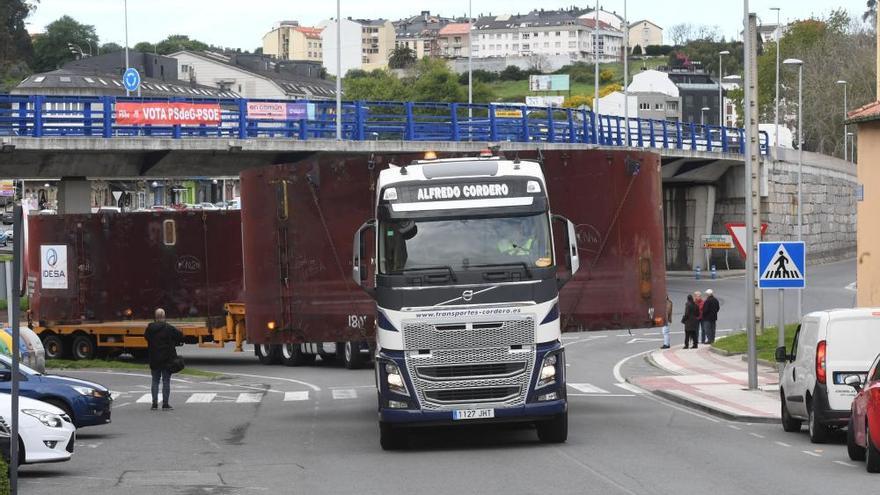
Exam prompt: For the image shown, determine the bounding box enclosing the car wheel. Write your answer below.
[41,333,66,360]
[71,334,97,360]
[343,341,364,370]
[280,343,315,367]
[808,403,830,444]
[781,392,802,432]
[868,423,880,473]
[536,411,568,443]
[43,398,75,426]
[379,421,407,450]
[255,344,281,365]
[848,416,866,461]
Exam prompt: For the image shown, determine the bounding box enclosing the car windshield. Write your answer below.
[379,213,553,274]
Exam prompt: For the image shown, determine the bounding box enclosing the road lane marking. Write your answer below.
[115,402,131,408]
[802,451,822,457]
[749,432,765,439]
[568,393,636,397]
[110,391,124,400]
[136,393,159,404]
[215,372,322,391]
[612,349,653,383]
[614,383,645,394]
[332,389,357,400]
[284,391,310,401]
[569,383,610,394]
[834,460,856,467]
[774,441,791,447]
[186,393,216,404]
[236,393,263,403]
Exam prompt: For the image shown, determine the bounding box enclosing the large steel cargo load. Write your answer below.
[27,210,243,324]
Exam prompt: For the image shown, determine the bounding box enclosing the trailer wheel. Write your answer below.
[343,341,365,369]
[71,334,97,361]
[280,343,316,366]
[536,411,568,443]
[41,334,66,360]
[255,344,281,365]
[379,421,407,450]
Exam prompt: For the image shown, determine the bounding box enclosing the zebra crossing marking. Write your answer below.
[186,393,217,404]
[136,393,159,404]
[331,389,357,400]
[235,393,263,403]
[568,383,610,394]
[284,391,310,401]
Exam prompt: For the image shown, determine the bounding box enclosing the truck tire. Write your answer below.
[536,411,568,443]
[780,391,802,432]
[281,343,316,366]
[808,402,830,444]
[379,422,407,450]
[867,424,880,473]
[71,334,97,360]
[848,416,866,461]
[255,344,281,365]
[343,341,364,369]
[41,334,66,360]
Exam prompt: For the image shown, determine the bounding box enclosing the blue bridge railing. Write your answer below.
[0,95,769,155]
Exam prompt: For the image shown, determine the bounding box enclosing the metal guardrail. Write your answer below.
[0,95,769,155]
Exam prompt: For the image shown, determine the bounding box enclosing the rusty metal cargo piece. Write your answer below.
[27,211,243,323]
[241,149,666,345]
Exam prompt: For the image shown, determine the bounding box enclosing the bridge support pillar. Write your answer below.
[56,177,91,215]
[690,184,716,271]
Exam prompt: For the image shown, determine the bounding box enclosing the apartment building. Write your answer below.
[472,9,623,63]
[394,11,454,59]
[262,21,324,63]
[629,20,663,53]
[437,23,471,59]
[321,18,396,75]
[626,69,682,122]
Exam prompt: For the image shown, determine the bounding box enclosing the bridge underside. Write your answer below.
[0,137,743,179]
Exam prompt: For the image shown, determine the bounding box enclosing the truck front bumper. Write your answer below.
[380,399,567,427]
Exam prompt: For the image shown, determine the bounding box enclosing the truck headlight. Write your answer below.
[537,353,559,388]
[385,362,409,396]
[22,409,64,428]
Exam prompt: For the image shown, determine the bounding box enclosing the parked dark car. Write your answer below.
[0,355,111,428]
[846,352,880,472]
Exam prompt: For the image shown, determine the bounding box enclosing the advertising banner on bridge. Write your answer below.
[246,101,287,120]
[116,102,222,126]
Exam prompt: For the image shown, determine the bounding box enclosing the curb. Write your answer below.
[708,346,733,357]
[652,389,780,424]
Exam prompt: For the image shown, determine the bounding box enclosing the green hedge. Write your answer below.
[0,456,9,495]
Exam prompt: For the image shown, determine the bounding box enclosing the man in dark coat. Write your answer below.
[144,308,183,410]
[701,289,721,344]
[682,294,700,349]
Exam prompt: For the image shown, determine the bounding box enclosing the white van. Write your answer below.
[777,308,880,443]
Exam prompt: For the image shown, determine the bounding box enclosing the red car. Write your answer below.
[847,352,880,472]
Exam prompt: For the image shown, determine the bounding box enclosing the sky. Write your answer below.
[25,0,868,50]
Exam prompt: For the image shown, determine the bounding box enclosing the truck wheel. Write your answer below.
[379,421,407,450]
[129,349,148,361]
[281,343,316,366]
[343,341,364,369]
[848,416,867,461]
[255,344,281,365]
[780,391,802,432]
[41,334,66,360]
[808,403,830,444]
[536,411,568,443]
[71,334,97,360]
[867,424,880,473]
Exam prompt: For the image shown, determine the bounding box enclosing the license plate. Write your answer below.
[452,409,495,421]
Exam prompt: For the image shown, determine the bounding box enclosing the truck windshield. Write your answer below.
[379,213,553,274]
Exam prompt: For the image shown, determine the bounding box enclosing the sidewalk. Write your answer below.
[666,269,745,280]
[630,345,781,423]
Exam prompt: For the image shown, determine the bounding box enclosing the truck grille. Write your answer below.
[425,386,521,403]
[417,362,527,380]
[402,317,535,350]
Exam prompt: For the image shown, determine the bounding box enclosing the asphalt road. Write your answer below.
[19,260,873,495]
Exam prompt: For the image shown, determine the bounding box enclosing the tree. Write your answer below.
[631,44,642,55]
[343,69,411,101]
[499,65,525,81]
[0,0,35,91]
[865,0,876,23]
[669,23,695,46]
[100,42,123,54]
[599,68,615,84]
[388,46,417,69]
[155,35,208,55]
[32,15,99,71]
[410,57,464,102]
[133,41,155,53]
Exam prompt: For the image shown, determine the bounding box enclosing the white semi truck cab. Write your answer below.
[352,153,580,450]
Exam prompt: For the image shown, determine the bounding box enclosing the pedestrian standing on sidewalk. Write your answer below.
[144,308,183,411]
[661,295,672,349]
[701,289,720,344]
[693,291,704,343]
[682,294,700,349]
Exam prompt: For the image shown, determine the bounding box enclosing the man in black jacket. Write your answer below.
[701,289,720,344]
[144,308,183,410]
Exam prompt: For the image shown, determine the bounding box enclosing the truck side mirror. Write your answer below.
[352,219,376,297]
[774,346,788,363]
[551,214,580,288]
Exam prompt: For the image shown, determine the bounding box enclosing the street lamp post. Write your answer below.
[593,0,599,116]
[468,0,473,112]
[335,0,342,140]
[718,50,729,126]
[771,8,781,150]
[848,131,855,164]
[784,58,804,319]
[700,106,710,126]
[623,0,629,146]
[837,80,848,161]
[123,0,130,97]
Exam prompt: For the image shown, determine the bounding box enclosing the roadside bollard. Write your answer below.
[695,266,701,280]
[711,264,717,280]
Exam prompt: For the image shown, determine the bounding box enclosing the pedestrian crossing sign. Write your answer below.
[758,241,805,289]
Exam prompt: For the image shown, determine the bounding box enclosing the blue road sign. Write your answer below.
[123,67,141,92]
[758,241,805,289]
